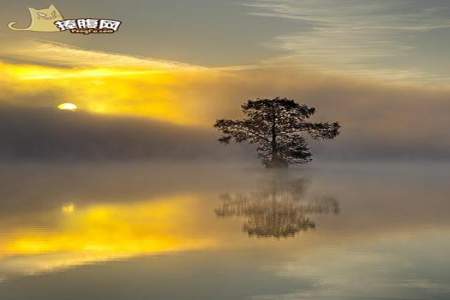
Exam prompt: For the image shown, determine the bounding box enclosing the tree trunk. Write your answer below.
[267,104,288,168]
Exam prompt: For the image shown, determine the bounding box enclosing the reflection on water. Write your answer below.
[0,162,450,300]
[216,176,339,238]
[0,196,217,276]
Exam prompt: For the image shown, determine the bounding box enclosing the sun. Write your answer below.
[58,103,78,111]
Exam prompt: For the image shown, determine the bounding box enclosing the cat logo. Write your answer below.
[8,5,122,34]
[8,5,63,32]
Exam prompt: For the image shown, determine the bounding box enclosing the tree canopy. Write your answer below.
[214,97,340,167]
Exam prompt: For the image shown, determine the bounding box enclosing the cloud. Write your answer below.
[0,41,203,70]
[0,106,252,162]
[244,0,450,81]
[0,42,220,125]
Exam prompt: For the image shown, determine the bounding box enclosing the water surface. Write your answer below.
[0,162,449,300]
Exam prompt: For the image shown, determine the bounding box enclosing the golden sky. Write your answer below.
[0,41,222,126]
[1,40,450,130]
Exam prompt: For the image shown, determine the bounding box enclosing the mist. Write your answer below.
[0,105,254,162]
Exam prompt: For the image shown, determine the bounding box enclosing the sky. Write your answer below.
[2,0,450,78]
[1,0,450,161]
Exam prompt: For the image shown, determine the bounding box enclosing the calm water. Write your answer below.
[0,162,449,300]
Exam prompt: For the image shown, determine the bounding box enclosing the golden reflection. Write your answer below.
[216,175,339,238]
[0,196,216,274]
[61,203,75,214]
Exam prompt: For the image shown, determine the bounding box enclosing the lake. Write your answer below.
[0,161,449,300]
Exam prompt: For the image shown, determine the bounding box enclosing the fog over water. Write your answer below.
[2,104,450,163]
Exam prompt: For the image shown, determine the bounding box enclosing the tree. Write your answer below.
[214,97,340,168]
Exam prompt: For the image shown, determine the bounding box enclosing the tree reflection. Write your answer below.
[215,176,339,238]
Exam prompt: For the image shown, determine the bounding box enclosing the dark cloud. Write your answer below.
[0,106,251,162]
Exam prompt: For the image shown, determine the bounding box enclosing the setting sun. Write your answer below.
[58,103,78,111]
